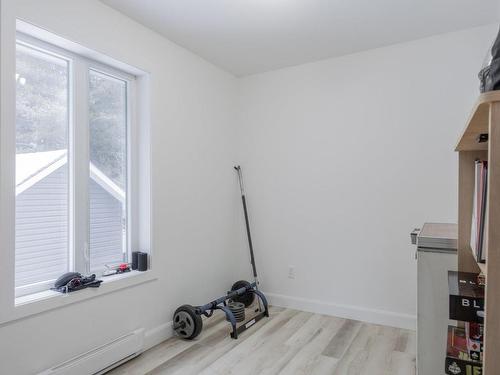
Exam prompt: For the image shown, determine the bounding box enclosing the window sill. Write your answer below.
[1,270,157,325]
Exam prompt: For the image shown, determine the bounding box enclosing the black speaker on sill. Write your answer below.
[131,251,139,270]
[137,252,148,272]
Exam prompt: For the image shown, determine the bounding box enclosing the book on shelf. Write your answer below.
[465,322,483,362]
[448,271,484,323]
[470,160,488,264]
[446,325,483,375]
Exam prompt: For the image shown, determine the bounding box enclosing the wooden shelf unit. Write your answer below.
[456,92,500,374]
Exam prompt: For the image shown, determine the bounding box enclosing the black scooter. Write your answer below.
[172,166,269,340]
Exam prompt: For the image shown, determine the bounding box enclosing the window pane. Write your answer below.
[89,70,127,271]
[15,44,69,289]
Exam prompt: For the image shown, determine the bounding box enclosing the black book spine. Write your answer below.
[449,295,484,323]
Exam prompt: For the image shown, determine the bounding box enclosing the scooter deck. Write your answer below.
[231,309,269,339]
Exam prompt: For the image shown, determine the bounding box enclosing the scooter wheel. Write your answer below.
[173,304,203,340]
[231,280,255,308]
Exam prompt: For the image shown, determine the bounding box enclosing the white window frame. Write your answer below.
[14,39,73,297]
[86,67,133,275]
[14,33,137,298]
[0,16,153,325]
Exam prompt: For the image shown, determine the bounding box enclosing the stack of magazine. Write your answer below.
[470,160,488,264]
[446,271,484,374]
[446,324,483,373]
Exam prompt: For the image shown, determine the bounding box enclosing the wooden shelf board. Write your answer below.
[456,91,500,151]
[478,260,486,275]
[468,244,487,275]
[457,96,500,373]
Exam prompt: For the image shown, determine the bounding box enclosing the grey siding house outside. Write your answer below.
[89,178,125,271]
[15,166,69,288]
[15,151,125,288]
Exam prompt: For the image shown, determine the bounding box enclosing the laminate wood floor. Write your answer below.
[107,307,416,375]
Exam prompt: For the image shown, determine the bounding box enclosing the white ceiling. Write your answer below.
[102,0,500,76]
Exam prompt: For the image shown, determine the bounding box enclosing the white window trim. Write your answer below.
[14,34,138,297]
[12,271,157,324]
[0,16,153,324]
[15,279,58,299]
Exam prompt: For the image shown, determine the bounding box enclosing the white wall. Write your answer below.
[0,1,250,374]
[0,1,498,372]
[235,24,498,329]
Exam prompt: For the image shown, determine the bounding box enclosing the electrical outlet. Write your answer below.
[288,265,295,279]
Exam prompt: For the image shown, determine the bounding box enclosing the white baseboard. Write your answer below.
[265,292,416,330]
[143,320,174,351]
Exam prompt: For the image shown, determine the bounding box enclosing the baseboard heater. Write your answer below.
[38,328,144,375]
